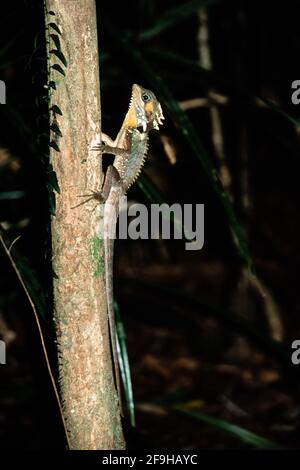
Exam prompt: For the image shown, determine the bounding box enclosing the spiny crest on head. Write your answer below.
[123,84,165,131]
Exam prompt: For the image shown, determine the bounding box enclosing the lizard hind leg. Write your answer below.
[71,190,104,210]
[71,165,121,210]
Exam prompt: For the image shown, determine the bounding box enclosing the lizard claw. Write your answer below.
[82,190,104,202]
[90,143,105,152]
[71,190,104,209]
[89,136,105,152]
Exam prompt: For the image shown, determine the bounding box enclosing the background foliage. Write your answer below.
[0,0,300,449]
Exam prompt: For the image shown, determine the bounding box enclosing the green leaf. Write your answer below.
[48,22,62,35]
[49,140,60,152]
[51,63,65,76]
[114,301,136,427]
[50,105,63,116]
[49,49,67,67]
[50,123,63,137]
[50,33,61,51]
[48,187,56,216]
[174,407,284,449]
[47,164,60,194]
[49,172,60,194]
[140,0,218,40]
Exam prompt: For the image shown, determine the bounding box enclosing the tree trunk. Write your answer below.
[45,0,125,449]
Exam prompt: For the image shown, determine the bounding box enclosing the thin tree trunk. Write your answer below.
[45,0,124,449]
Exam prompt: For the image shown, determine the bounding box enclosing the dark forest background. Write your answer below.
[1,0,300,449]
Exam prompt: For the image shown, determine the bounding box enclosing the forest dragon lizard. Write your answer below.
[82,84,164,410]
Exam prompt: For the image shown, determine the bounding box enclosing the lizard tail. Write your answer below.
[103,192,123,416]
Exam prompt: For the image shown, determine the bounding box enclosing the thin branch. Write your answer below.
[8,235,21,253]
[179,94,268,111]
[0,233,70,448]
[180,94,229,110]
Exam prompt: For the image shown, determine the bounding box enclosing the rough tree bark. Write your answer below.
[44,0,125,449]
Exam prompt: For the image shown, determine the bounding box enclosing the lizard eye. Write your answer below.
[141,92,151,103]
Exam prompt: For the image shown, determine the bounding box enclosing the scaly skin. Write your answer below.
[90,84,164,412]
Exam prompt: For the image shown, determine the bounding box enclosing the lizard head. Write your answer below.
[125,84,164,132]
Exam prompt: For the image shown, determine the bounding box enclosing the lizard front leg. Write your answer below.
[91,142,128,159]
[72,138,126,209]
[91,132,129,158]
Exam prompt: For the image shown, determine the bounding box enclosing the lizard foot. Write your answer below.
[90,142,105,152]
[71,190,104,209]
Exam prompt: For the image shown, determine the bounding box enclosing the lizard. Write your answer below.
[81,84,164,412]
